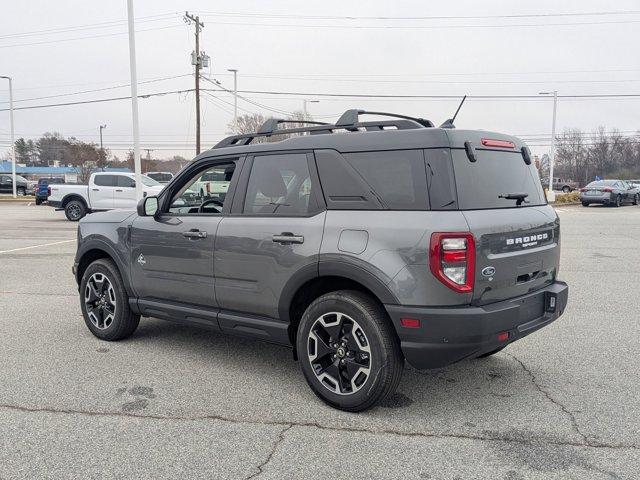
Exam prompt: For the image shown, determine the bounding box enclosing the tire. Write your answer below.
[614,195,622,207]
[35,198,43,205]
[79,259,140,341]
[581,202,589,207]
[476,346,505,358]
[562,186,571,193]
[633,194,639,206]
[296,290,403,412]
[17,187,26,196]
[65,199,86,221]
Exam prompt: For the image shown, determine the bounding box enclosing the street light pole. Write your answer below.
[1,75,16,198]
[126,0,143,201]
[227,69,238,133]
[303,99,319,118]
[99,124,107,168]
[539,90,558,201]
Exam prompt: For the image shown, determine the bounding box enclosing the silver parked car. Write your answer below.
[580,180,640,207]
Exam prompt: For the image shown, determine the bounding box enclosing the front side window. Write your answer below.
[168,162,236,214]
[243,153,315,215]
[117,176,136,188]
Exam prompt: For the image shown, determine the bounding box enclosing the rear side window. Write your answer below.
[451,150,545,209]
[243,153,318,215]
[94,175,116,187]
[342,150,428,210]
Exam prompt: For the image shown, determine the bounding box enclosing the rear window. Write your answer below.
[342,150,428,210]
[94,175,116,186]
[147,173,172,182]
[451,149,546,209]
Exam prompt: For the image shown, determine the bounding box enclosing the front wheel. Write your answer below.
[297,290,403,412]
[633,194,639,206]
[581,201,589,207]
[65,199,86,221]
[614,195,622,207]
[80,259,140,341]
[562,186,571,193]
[17,187,26,196]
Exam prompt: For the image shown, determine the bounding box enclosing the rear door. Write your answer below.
[449,143,560,306]
[214,152,325,319]
[90,174,116,209]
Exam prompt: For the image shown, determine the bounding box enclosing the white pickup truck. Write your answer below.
[48,172,164,221]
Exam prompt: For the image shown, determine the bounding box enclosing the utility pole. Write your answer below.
[1,76,16,198]
[184,11,205,155]
[539,90,558,201]
[126,0,143,201]
[227,69,238,133]
[99,124,107,168]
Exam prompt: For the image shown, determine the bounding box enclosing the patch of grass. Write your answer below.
[554,192,581,204]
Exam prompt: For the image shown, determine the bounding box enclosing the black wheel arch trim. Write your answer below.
[62,193,88,208]
[277,258,399,323]
[75,238,134,298]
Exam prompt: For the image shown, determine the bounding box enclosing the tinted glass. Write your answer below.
[343,150,428,210]
[452,150,546,209]
[117,176,136,188]
[244,154,314,215]
[93,175,116,186]
[425,149,457,210]
[169,162,236,214]
[147,172,172,182]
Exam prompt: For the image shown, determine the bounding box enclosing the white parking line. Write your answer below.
[0,239,75,254]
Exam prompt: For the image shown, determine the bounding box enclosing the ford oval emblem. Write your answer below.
[481,266,496,277]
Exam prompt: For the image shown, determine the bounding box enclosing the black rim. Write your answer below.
[307,312,372,396]
[84,272,117,330]
[68,203,81,219]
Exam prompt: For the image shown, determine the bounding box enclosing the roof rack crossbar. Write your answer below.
[213,119,426,148]
[257,118,329,135]
[335,109,434,128]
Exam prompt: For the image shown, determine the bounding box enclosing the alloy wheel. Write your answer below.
[84,272,117,330]
[307,312,372,395]
[67,203,81,220]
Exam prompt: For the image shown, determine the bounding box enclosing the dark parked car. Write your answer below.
[73,110,568,411]
[35,176,66,205]
[0,173,28,196]
[579,180,639,207]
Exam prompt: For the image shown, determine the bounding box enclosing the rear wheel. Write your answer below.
[65,199,86,221]
[35,198,43,205]
[581,202,589,207]
[633,194,639,206]
[297,290,403,412]
[562,186,571,193]
[614,195,622,207]
[17,187,26,196]
[80,259,139,341]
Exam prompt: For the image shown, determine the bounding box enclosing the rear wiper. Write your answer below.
[499,192,529,206]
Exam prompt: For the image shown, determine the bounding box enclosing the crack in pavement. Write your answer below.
[506,352,595,447]
[1,402,636,451]
[246,424,293,479]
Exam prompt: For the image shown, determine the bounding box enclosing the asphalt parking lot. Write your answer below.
[1,202,638,479]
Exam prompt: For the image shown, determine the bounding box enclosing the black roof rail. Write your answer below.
[257,118,329,134]
[335,109,434,128]
[212,111,433,149]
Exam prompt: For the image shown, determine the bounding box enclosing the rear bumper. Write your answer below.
[385,281,568,370]
[580,193,613,204]
[48,200,62,208]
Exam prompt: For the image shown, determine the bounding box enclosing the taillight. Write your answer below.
[481,138,515,149]
[47,187,51,195]
[602,187,612,192]
[429,233,475,293]
[206,183,210,194]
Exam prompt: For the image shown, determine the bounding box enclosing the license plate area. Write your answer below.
[517,293,545,323]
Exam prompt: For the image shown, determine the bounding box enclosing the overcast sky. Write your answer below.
[1,0,639,160]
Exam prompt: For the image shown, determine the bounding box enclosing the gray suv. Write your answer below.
[73,110,568,411]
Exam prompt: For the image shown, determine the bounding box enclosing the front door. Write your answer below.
[215,152,325,319]
[91,174,116,209]
[130,159,240,308]
[114,175,137,208]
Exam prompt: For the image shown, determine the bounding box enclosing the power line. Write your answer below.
[199,10,640,21]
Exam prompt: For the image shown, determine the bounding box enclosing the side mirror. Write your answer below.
[137,196,159,217]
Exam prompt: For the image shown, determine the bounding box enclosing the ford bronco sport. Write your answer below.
[73,110,568,412]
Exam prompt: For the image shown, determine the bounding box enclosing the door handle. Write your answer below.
[272,232,304,244]
[115,189,123,192]
[92,188,99,191]
[182,229,207,239]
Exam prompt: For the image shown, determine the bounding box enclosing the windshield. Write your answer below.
[451,149,546,209]
[140,175,161,187]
